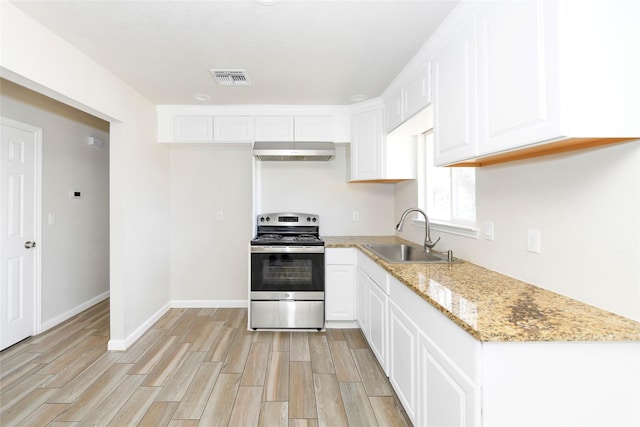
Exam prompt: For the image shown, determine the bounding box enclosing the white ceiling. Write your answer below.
[11,0,457,106]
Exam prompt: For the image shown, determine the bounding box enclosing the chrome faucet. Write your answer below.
[395,208,440,253]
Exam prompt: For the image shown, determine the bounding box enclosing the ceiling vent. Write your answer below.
[209,69,251,86]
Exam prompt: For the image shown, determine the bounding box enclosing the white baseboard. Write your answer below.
[171,300,248,308]
[325,320,359,329]
[107,301,171,351]
[107,299,248,351]
[41,291,110,333]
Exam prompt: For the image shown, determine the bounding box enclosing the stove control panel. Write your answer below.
[257,213,319,226]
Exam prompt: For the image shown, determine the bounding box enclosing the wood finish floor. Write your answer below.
[0,300,411,426]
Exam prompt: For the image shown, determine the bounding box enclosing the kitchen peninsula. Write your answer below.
[324,236,640,427]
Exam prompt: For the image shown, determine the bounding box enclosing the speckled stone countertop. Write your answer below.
[324,236,640,343]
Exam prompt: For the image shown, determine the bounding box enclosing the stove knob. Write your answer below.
[266,216,270,222]
[312,217,317,222]
[260,216,265,222]
[306,217,311,222]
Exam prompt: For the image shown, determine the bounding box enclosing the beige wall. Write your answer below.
[396,140,640,321]
[169,144,253,303]
[259,144,396,236]
[1,2,171,348]
[1,79,110,327]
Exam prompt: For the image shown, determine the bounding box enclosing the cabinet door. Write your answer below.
[213,116,254,142]
[367,279,387,374]
[294,116,333,141]
[479,0,564,154]
[432,13,480,166]
[350,107,383,181]
[325,264,355,321]
[419,331,479,427]
[388,300,418,424]
[385,90,404,132]
[404,64,431,121]
[174,115,214,142]
[254,116,294,141]
[355,268,369,333]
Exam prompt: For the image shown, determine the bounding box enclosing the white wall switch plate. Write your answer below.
[484,221,495,241]
[352,211,359,222]
[527,229,541,253]
[216,210,223,221]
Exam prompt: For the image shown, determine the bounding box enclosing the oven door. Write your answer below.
[250,246,324,296]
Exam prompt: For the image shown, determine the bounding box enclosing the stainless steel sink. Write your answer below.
[364,243,460,264]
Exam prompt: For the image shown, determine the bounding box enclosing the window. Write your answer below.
[419,130,477,236]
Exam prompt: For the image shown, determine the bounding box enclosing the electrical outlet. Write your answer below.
[352,211,359,222]
[216,211,223,221]
[527,229,541,253]
[484,222,495,241]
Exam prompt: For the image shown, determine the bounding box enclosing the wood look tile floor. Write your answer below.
[0,300,412,426]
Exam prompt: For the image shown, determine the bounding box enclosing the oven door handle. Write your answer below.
[250,245,324,254]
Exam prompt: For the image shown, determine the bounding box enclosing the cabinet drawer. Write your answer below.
[325,248,355,264]
[357,250,389,294]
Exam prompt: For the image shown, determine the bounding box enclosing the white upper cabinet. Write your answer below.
[384,64,432,133]
[173,115,214,142]
[479,0,563,154]
[350,100,417,182]
[431,0,640,166]
[385,90,404,132]
[431,9,481,166]
[254,116,334,141]
[158,106,349,144]
[172,115,252,143]
[254,116,295,141]
[350,103,383,181]
[403,65,432,123]
[213,116,254,142]
[294,116,333,141]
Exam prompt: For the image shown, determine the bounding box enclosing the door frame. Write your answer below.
[1,116,42,338]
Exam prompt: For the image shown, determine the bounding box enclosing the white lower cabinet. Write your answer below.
[356,250,389,374]
[366,279,388,374]
[355,250,640,427]
[325,248,356,323]
[419,331,478,427]
[386,261,480,427]
[388,300,419,424]
[355,267,368,333]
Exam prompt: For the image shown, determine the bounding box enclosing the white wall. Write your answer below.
[258,144,395,236]
[167,143,396,304]
[169,144,253,303]
[1,2,171,348]
[1,79,110,327]
[397,141,640,321]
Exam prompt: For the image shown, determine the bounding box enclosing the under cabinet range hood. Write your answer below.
[253,141,335,161]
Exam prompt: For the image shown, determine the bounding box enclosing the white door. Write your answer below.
[1,118,40,350]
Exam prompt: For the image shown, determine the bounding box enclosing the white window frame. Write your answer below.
[418,130,478,239]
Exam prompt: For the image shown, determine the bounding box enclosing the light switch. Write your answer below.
[484,222,495,241]
[48,213,56,225]
[527,229,541,253]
